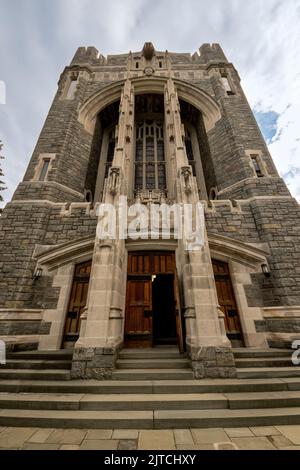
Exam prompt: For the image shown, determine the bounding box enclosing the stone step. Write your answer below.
[0,369,71,381]
[6,351,73,361]
[0,409,153,429]
[235,357,294,368]
[1,390,300,412]
[233,348,292,358]
[1,360,72,370]
[1,407,300,429]
[226,391,300,409]
[0,392,228,411]
[117,359,190,369]
[154,407,300,429]
[112,369,194,381]
[237,367,300,379]
[0,378,299,394]
[119,350,184,360]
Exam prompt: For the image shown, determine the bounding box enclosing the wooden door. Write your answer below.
[125,251,184,349]
[62,261,91,349]
[212,259,243,343]
[174,270,184,353]
[124,279,153,348]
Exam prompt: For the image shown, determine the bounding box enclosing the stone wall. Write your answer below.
[1,43,299,354]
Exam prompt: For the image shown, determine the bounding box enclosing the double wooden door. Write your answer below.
[124,252,184,350]
[212,259,243,344]
[62,261,91,349]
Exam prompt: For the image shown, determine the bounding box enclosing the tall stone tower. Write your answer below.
[0,43,299,379]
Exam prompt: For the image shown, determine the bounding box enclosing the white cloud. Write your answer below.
[0,0,300,205]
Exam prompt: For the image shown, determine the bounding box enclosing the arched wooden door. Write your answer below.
[62,261,91,349]
[212,259,244,346]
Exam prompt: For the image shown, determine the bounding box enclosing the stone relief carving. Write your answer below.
[144,67,154,77]
[181,166,192,194]
[108,167,121,195]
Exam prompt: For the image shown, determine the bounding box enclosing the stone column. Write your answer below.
[71,80,134,379]
[164,78,236,379]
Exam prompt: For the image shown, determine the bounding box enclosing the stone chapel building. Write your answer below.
[1,43,300,380]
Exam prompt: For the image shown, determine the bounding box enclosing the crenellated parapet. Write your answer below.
[71,46,106,66]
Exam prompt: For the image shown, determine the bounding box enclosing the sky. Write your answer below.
[0,0,300,206]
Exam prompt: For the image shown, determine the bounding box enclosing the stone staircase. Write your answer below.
[0,347,300,429]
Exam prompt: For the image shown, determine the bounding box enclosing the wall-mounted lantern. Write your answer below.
[261,263,271,278]
[32,267,43,281]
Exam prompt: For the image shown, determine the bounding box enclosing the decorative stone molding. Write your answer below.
[133,189,169,205]
[33,236,94,272]
[208,233,269,269]
[144,67,154,77]
[78,77,221,135]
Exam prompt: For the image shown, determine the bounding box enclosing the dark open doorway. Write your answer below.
[152,274,177,346]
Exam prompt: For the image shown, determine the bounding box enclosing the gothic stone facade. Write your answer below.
[0,43,300,379]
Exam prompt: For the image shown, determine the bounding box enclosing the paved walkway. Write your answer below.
[1,425,300,450]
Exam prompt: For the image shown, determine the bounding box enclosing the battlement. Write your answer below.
[70,43,228,68]
[71,47,106,66]
[198,44,228,64]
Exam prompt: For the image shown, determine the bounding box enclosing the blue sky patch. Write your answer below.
[254,110,280,144]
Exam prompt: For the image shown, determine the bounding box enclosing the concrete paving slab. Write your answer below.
[0,427,36,448]
[214,442,238,450]
[80,439,119,450]
[176,444,214,450]
[60,445,80,450]
[173,429,194,445]
[224,428,254,438]
[118,439,137,450]
[46,428,87,445]
[139,430,175,450]
[28,428,54,443]
[250,426,281,436]
[231,437,276,450]
[22,443,60,450]
[268,434,293,448]
[112,430,139,439]
[191,428,231,444]
[275,425,300,445]
[85,429,113,440]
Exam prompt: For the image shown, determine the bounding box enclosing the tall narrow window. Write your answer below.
[184,129,196,177]
[105,128,116,178]
[221,75,234,95]
[39,159,50,182]
[251,155,264,177]
[66,77,78,99]
[134,120,166,190]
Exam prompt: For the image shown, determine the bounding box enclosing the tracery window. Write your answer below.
[105,127,116,178]
[184,128,196,177]
[134,120,166,190]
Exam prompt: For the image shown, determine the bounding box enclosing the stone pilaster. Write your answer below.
[71,80,134,379]
[164,78,236,379]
